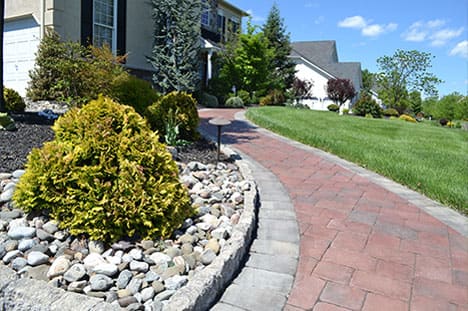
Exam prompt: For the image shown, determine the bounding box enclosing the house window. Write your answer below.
[201,0,210,27]
[217,11,226,40]
[228,17,240,34]
[93,0,117,52]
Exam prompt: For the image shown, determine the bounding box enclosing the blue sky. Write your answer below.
[228,0,468,97]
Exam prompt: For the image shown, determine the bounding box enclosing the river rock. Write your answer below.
[164,275,188,291]
[200,249,216,265]
[27,251,49,266]
[47,256,70,278]
[11,257,28,271]
[88,240,105,254]
[18,239,36,252]
[7,226,36,240]
[93,263,118,276]
[117,269,133,289]
[130,260,149,273]
[90,274,113,291]
[64,263,87,282]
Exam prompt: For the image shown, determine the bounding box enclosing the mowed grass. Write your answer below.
[246,106,468,214]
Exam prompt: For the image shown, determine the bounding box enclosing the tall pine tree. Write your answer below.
[148,0,202,94]
[262,3,296,90]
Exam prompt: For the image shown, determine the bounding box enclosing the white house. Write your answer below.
[290,41,363,111]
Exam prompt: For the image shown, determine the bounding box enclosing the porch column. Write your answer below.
[206,50,213,85]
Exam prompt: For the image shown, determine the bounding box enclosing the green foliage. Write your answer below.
[383,108,399,117]
[146,91,199,141]
[408,90,422,115]
[327,104,339,112]
[3,87,25,112]
[148,0,202,93]
[423,93,468,121]
[201,92,219,108]
[259,89,286,106]
[361,69,375,94]
[27,30,127,106]
[110,75,160,115]
[376,49,442,111]
[342,108,349,115]
[13,96,193,242]
[237,90,251,106]
[352,94,382,118]
[164,108,189,146]
[262,3,296,90]
[225,96,244,108]
[0,113,16,131]
[217,21,274,95]
[399,114,417,123]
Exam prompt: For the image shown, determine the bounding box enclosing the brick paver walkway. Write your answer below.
[199,108,468,311]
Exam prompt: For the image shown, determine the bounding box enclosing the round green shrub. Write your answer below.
[225,96,244,108]
[342,108,349,115]
[13,96,193,242]
[201,92,219,108]
[383,108,399,117]
[352,95,382,118]
[146,91,199,141]
[327,104,339,112]
[4,87,25,112]
[399,114,417,123]
[110,74,160,115]
[237,90,250,106]
[259,89,286,106]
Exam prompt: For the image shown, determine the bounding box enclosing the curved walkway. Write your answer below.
[199,108,468,311]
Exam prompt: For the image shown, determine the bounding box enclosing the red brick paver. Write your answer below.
[199,108,468,310]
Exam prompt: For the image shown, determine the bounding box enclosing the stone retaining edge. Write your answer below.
[0,145,258,311]
[163,143,258,311]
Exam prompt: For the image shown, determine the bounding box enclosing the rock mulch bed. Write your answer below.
[0,111,255,310]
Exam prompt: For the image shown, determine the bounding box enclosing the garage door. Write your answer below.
[4,17,40,97]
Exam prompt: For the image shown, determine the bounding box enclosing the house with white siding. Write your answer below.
[290,41,363,111]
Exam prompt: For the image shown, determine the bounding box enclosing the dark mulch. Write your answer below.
[0,112,229,173]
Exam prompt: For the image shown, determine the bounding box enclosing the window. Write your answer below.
[217,11,226,41]
[201,0,210,26]
[93,0,117,52]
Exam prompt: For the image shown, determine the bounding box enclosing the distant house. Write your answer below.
[3,0,247,96]
[290,41,362,111]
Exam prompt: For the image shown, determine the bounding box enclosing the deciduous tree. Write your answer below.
[376,49,442,112]
[326,78,356,108]
[148,0,202,94]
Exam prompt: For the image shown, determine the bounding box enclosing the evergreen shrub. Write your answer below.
[13,96,193,242]
[146,91,199,140]
[225,96,244,108]
[327,104,339,112]
[201,92,219,108]
[4,87,25,112]
[352,95,382,118]
[383,108,399,117]
[260,89,286,106]
[110,75,159,115]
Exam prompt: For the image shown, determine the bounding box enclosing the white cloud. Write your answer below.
[402,20,464,46]
[338,16,367,29]
[450,40,468,58]
[338,16,397,37]
[314,16,325,25]
[430,27,464,46]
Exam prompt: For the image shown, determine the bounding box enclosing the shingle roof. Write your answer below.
[291,41,362,89]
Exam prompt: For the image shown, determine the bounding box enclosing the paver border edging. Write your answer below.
[237,110,468,237]
[164,146,258,311]
[0,148,258,311]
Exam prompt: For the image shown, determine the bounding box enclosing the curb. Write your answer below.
[163,147,258,311]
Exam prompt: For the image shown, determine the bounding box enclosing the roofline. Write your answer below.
[289,55,336,80]
[219,0,249,17]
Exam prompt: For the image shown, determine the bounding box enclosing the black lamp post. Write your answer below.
[208,117,231,162]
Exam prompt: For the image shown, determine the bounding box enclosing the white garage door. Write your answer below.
[4,17,40,97]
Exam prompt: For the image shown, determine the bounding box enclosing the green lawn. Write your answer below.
[246,107,468,214]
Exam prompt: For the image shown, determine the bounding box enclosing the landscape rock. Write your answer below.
[27,251,49,266]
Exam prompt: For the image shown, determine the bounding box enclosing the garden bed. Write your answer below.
[0,113,257,310]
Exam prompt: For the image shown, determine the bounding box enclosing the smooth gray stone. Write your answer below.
[64,263,87,282]
[27,251,49,266]
[89,274,113,291]
[7,226,36,240]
